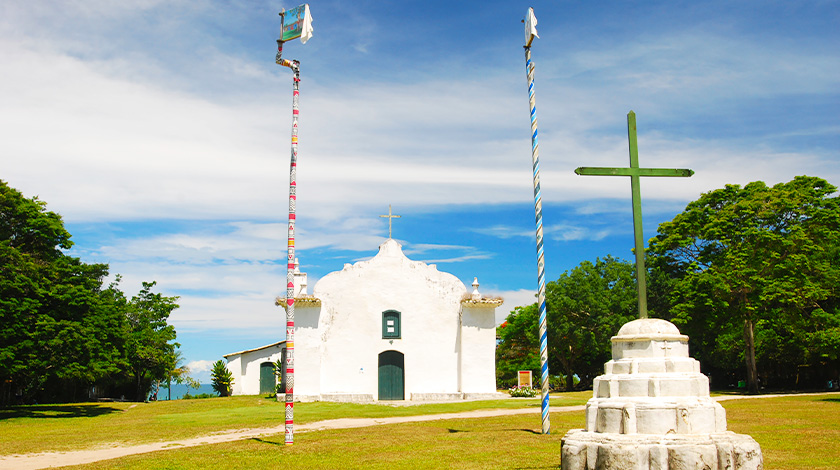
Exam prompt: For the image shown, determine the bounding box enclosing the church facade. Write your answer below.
[227,238,503,401]
[292,239,502,401]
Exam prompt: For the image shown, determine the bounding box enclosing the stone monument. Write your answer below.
[564,113,763,469]
[560,318,763,469]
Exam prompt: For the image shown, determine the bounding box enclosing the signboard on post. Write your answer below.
[280,4,314,43]
[518,370,533,388]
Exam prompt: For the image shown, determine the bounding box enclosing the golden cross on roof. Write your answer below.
[379,205,401,239]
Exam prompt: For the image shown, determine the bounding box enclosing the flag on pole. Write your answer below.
[525,7,539,47]
[280,4,314,44]
[300,4,314,44]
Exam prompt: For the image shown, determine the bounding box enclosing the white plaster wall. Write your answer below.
[311,240,467,399]
[293,305,322,398]
[226,356,243,395]
[460,306,498,393]
[226,343,284,396]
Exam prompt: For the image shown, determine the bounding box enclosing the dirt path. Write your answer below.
[2,392,837,470]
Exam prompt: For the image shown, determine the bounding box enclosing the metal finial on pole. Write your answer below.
[523,7,550,435]
[275,3,312,446]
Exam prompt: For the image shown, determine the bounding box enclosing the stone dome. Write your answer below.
[616,318,681,337]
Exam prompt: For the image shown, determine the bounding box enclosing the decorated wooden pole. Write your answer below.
[275,3,312,446]
[523,7,550,435]
[575,111,693,318]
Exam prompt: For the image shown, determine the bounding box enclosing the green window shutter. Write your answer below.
[382,310,401,339]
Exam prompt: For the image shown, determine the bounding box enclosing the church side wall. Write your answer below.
[293,305,322,399]
[460,306,498,393]
[235,344,284,396]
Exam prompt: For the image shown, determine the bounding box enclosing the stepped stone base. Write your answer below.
[561,319,763,470]
[561,430,762,470]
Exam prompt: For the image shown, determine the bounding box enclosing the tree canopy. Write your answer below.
[0,180,181,404]
[497,256,637,390]
[649,176,840,393]
[498,176,840,393]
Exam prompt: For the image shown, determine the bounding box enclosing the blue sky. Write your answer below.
[2,1,838,382]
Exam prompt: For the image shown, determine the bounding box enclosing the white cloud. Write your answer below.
[186,359,215,373]
[470,223,613,242]
[495,289,538,325]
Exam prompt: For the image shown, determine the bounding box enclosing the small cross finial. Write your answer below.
[379,205,401,239]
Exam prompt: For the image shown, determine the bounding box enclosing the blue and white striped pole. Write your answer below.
[523,7,549,435]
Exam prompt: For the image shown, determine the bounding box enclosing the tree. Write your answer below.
[124,281,180,401]
[211,360,234,397]
[159,350,198,400]
[1,180,183,404]
[1,180,127,403]
[649,176,840,393]
[545,256,638,389]
[496,257,638,390]
[496,304,542,389]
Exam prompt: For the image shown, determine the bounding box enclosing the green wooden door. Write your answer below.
[378,351,404,400]
[259,362,275,396]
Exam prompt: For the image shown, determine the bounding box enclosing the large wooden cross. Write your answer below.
[379,205,401,239]
[575,111,693,319]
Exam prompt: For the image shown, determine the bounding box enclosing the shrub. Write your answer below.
[210,360,234,397]
[182,392,214,399]
[508,386,538,397]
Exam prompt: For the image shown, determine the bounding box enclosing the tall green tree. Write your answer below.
[496,303,542,388]
[496,257,638,390]
[1,180,183,404]
[1,180,126,402]
[124,281,180,401]
[649,176,840,393]
[545,256,637,389]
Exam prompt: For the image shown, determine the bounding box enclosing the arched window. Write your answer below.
[382,310,401,339]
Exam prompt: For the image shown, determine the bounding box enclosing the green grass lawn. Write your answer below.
[2,392,838,469]
[0,392,591,455]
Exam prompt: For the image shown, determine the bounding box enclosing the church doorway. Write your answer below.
[259,362,275,396]
[378,351,404,400]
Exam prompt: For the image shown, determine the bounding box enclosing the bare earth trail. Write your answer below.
[1,392,836,470]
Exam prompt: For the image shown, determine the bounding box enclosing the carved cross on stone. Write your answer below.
[575,111,693,319]
[379,205,401,239]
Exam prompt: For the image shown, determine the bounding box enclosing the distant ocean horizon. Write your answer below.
[154,383,217,400]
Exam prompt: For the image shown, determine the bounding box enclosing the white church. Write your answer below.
[224,237,504,401]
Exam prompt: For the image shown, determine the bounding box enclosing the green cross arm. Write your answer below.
[575,167,694,177]
[573,111,694,320]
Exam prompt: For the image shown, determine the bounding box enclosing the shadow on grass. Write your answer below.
[821,397,840,403]
[0,404,122,420]
[511,466,561,469]
[518,428,542,435]
[250,437,284,446]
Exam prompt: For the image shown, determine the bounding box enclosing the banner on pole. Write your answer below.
[524,7,539,47]
[280,4,314,44]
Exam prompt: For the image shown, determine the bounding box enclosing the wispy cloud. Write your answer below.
[470,223,613,242]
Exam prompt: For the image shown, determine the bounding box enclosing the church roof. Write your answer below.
[223,340,286,358]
